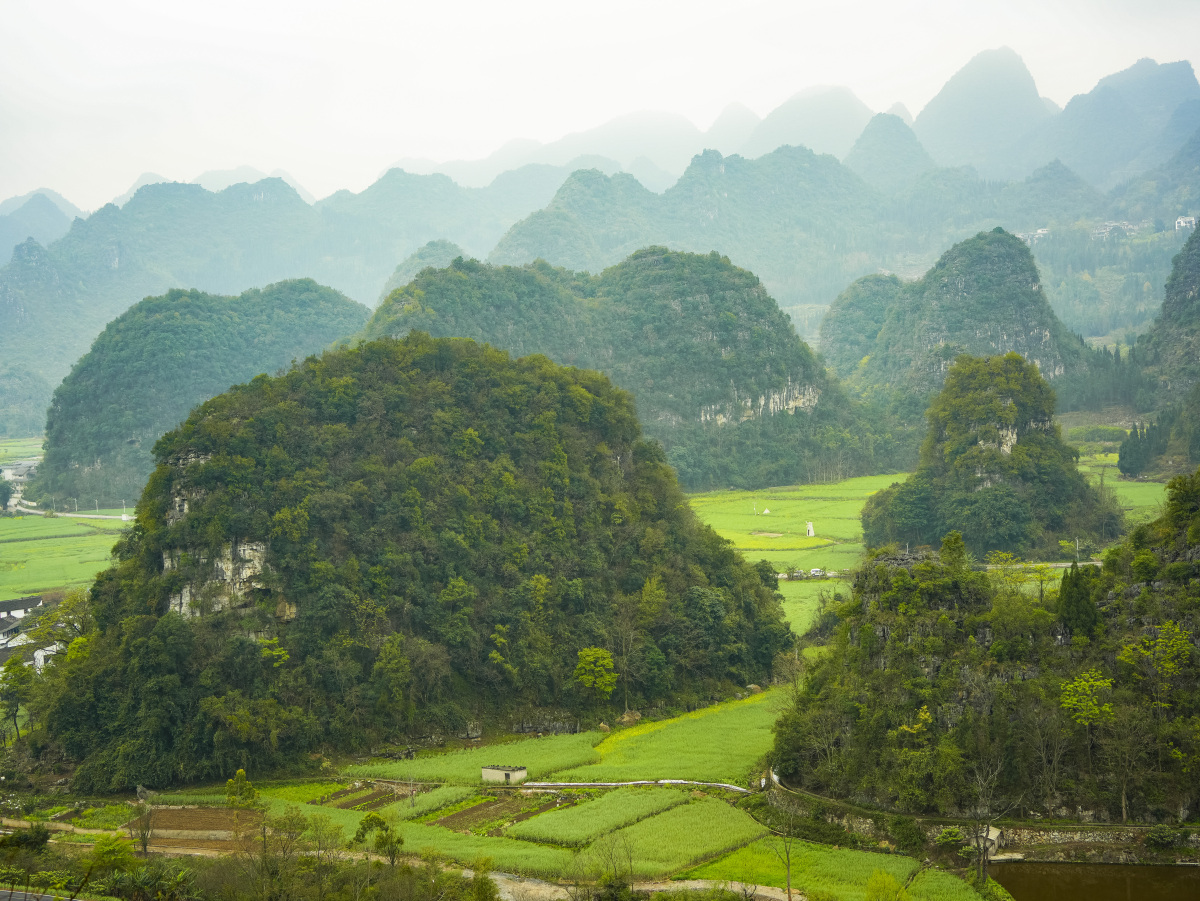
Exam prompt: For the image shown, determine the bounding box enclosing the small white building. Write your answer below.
[482,765,527,784]
[1178,216,1197,231]
[806,522,815,537]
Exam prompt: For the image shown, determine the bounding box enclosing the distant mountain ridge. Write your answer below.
[0,167,578,435]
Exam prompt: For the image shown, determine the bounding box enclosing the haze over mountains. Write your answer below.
[2,47,1200,438]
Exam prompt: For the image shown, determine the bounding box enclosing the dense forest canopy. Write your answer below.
[1135,226,1200,403]
[363,248,908,489]
[30,279,370,508]
[38,333,791,790]
[862,353,1123,556]
[776,466,1200,825]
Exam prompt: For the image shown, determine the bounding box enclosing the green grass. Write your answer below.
[687,839,920,901]
[391,785,477,819]
[606,797,766,877]
[344,731,602,783]
[258,781,345,804]
[1077,453,1167,526]
[262,797,576,875]
[0,437,41,465]
[0,513,128,601]
[777,580,849,636]
[152,791,229,806]
[688,474,898,574]
[908,869,985,901]
[553,692,780,786]
[507,787,686,845]
[74,804,135,830]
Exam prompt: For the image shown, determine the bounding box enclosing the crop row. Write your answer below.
[507,787,684,845]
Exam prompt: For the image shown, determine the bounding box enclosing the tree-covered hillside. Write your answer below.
[861,353,1122,556]
[363,249,907,489]
[776,466,1200,825]
[37,333,791,790]
[821,229,1125,418]
[29,279,369,508]
[1136,226,1200,402]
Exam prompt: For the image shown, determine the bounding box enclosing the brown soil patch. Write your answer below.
[435,797,559,835]
[150,809,261,831]
[323,786,362,802]
[334,789,393,810]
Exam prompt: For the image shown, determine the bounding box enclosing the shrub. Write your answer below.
[888,815,925,853]
[1144,824,1182,850]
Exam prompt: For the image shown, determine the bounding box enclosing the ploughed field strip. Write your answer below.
[434,795,563,836]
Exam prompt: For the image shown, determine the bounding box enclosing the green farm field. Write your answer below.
[345,730,602,783]
[0,436,41,466]
[553,690,781,786]
[688,838,978,901]
[688,474,898,573]
[0,512,128,601]
[506,786,684,845]
[1076,452,1167,524]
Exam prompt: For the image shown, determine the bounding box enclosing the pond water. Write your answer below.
[991,861,1200,900]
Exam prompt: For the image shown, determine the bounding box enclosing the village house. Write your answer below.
[481,765,527,784]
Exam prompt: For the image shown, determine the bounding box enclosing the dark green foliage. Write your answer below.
[30,279,369,507]
[862,353,1123,556]
[38,333,790,790]
[1136,227,1200,403]
[1118,382,1200,477]
[0,364,53,438]
[365,248,908,489]
[774,470,1200,820]
[818,274,903,379]
[0,478,12,509]
[1059,563,1099,637]
[825,229,1135,419]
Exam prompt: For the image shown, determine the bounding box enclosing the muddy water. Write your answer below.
[991,861,1200,900]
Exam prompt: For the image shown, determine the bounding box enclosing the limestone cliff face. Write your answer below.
[698,378,821,425]
[162,539,268,616]
[159,451,273,617]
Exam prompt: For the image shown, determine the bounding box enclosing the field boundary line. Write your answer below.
[523,779,751,793]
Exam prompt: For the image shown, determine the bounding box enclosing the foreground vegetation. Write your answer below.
[776,465,1200,823]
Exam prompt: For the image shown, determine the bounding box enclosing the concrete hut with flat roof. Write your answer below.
[481,765,527,784]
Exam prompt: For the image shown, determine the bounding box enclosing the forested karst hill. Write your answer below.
[39,333,792,790]
[363,248,904,489]
[861,353,1122,555]
[820,229,1115,416]
[777,467,1199,824]
[1132,226,1200,404]
[29,279,369,508]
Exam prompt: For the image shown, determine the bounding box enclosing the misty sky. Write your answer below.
[3,0,1199,210]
